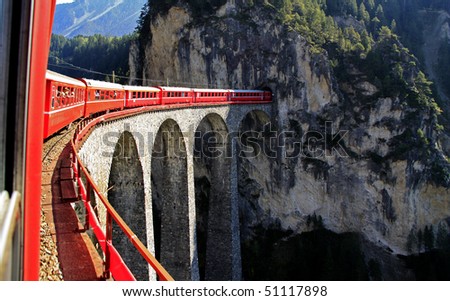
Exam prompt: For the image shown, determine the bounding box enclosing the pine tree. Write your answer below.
[436,222,450,250]
[417,229,423,253]
[424,225,434,251]
[359,2,370,24]
[365,0,375,11]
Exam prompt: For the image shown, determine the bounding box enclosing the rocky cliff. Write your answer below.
[130,0,450,277]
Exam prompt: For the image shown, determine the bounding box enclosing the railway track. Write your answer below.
[40,124,104,280]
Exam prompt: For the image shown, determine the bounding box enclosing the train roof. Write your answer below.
[192,88,230,93]
[46,70,86,87]
[81,78,125,90]
[230,89,265,93]
[157,86,193,92]
[122,85,161,92]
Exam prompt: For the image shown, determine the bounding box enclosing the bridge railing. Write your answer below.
[70,112,174,281]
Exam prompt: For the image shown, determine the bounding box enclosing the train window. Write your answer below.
[51,86,56,109]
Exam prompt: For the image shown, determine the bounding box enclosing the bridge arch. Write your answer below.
[193,113,233,280]
[107,130,148,280]
[151,118,190,280]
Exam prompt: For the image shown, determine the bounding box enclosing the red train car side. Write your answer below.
[123,85,161,108]
[158,86,193,105]
[81,79,125,117]
[43,71,85,139]
[230,90,267,102]
[193,88,230,103]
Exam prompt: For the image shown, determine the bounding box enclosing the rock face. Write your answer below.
[130,0,450,259]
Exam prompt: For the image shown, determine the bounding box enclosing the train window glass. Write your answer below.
[51,86,56,109]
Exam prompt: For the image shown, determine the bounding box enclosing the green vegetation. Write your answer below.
[48,34,135,84]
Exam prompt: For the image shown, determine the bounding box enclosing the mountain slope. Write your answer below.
[53,0,146,37]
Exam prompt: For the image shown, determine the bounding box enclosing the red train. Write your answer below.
[43,70,272,139]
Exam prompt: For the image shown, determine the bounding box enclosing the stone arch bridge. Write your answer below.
[78,103,272,281]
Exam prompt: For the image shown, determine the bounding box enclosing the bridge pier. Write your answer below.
[151,119,191,280]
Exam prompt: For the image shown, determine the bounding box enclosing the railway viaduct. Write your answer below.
[77,103,272,281]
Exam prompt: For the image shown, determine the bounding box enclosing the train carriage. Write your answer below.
[43,70,86,139]
[193,88,230,103]
[81,79,125,117]
[158,86,193,105]
[229,90,269,102]
[123,85,161,108]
